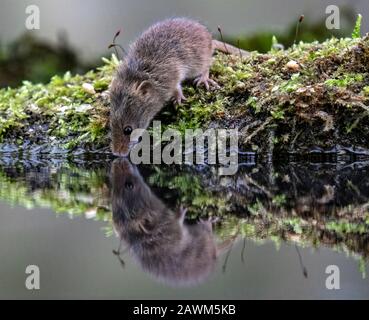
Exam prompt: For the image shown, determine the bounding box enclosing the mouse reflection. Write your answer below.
[110,159,221,287]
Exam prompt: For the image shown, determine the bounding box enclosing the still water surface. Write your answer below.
[0,157,368,299]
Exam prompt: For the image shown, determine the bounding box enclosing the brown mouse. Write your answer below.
[109,17,248,156]
[110,158,219,286]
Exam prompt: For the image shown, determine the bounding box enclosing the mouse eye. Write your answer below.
[125,181,134,190]
[123,126,133,136]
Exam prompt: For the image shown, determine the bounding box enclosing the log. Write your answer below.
[0,35,369,158]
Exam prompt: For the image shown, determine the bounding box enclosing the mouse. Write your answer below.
[110,158,222,286]
[109,17,248,156]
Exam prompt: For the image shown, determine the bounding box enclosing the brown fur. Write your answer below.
[109,18,232,156]
[111,159,218,286]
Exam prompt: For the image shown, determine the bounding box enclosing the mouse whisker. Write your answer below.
[129,140,140,148]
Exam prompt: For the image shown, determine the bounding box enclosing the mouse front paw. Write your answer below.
[194,74,220,90]
[173,85,187,105]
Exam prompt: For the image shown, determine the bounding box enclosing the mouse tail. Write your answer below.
[212,40,249,57]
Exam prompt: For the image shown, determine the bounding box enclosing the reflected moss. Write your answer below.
[0,159,369,269]
[0,162,111,222]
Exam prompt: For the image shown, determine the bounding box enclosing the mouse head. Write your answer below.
[110,159,218,287]
[111,159,162,241]
[109,64,161,157]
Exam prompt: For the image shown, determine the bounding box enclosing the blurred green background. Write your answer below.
[0,0,366,88]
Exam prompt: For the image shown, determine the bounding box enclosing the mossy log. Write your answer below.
[0,36,369,157]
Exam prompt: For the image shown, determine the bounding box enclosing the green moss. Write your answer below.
[272,194,287,206]
[284,218,303,234]
[0,54,117,151]
[0,165,110,222]
[326,221,368,235]
[270,106,285,120]
[362,86,369,96]
[1,35,369,154]
[325,73,364,88]
[352,14,362,39]
[279,73,303,93]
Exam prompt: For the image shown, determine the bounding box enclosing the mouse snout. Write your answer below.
[112,136,143,157]
[111,139,131,157]
[112,139,139,157]
[112,145,130,158]
[113,151,130,158]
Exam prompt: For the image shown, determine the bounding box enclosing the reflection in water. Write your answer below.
[111,159,222,286]
[0,156,368,278]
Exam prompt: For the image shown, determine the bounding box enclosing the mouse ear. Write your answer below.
[136,80,153,96]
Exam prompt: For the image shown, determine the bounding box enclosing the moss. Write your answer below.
[363,86,369,96]
[1,35,369,155]
[325,73,364,88]
[0,55,117,152]
[272,194,287,206]
[326,221,369,235]
[0,164,110,222]
[352,14,362,39]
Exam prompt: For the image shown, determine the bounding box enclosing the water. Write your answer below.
[0,156,368,299]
